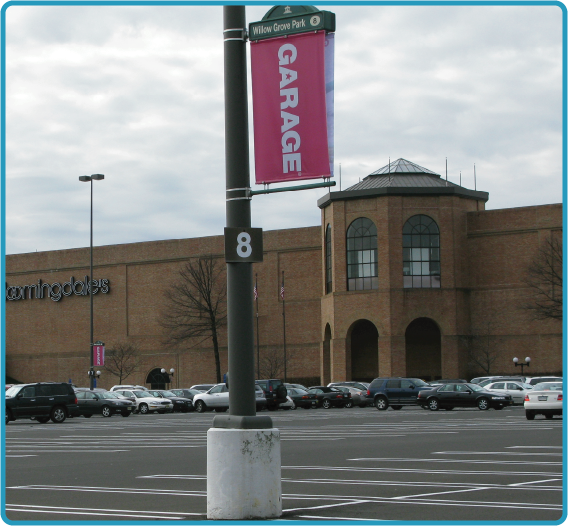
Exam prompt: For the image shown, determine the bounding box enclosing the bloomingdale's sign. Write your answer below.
[5,276,110,302]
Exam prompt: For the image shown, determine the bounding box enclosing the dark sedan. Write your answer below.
[286,388,318,409]
[308,386,351,409]
[148,390,193,413]
[75,389,136,417]
[417,382,513,411]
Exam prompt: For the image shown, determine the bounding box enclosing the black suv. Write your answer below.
[367,377,431,410]
[6,382,78,424]
[255,379,287,410]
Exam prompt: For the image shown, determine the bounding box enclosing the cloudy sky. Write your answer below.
[4,2,563,255]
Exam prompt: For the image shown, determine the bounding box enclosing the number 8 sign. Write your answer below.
[224,227,264,263]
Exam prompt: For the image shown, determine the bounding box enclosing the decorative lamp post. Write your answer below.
[513,356,531,375]
[161,368,175,387]
[79,174,104,389]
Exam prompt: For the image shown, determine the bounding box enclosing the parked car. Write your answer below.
[113,389,173,414]
[484,381,533,405]
[308,386,351,408]
[190,384,216,393]
[75,388,136,417]
[367,377,432,410]
[5,382,78,424]
[171,388,203,403]
[148,390,193,413]
[255,379,288,410]
[328,381,370,392]
[417,382,513,411]
[428,379,468,386]
[524,382,563,420]
[109,385,148,392]
[193,383,266,412]
[333,386,368,407]
[470,376,502,385]
[284,387,318,409]
[285,383,309,391]
[527,376,563,386]
[478,377,525,387]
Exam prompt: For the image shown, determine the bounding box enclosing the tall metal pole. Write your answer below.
[89,179,94,390]
[282,271,287,383]
[223,6,255,418]
[255,274,260,378]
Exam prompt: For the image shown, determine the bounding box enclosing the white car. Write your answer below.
[193,384,266,413]
[524,382,563,420]
[113,389,173,414]
[484,380,533,405]
[110,384,148,392]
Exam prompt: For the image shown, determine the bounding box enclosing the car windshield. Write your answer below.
[533,382,563,391]
[101,392,120,399]
[5,385,23,397]
[133,391,150,398]
[469,384,484,392]
[160,390,176,397]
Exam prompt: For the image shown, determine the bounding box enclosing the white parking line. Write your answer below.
[434,451,563,457]
[349,457,562,466]
[5,504,194,519]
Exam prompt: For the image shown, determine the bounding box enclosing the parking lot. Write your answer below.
[4,405,564,522]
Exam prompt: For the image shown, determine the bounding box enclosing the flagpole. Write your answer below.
[281,270,287,382]
[255,273,260,378]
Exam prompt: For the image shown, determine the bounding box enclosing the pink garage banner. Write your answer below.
[251,31,330,184]
[93,344,105,366]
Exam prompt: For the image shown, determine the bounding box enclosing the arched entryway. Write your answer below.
[146,368,171,390]
[349,319,378,382]
[405,318,442,381]
[323,324,331,385]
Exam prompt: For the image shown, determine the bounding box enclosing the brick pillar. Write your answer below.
[330,337,347,382]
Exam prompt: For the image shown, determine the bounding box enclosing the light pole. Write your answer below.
[161,368,175,388]
[79,174,104,390]
[513,356,531,375]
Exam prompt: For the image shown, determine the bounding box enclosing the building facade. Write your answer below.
[5,159,562,389]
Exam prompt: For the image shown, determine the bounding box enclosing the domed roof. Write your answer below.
[317,158,488,209]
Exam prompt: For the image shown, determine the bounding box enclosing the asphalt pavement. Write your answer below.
[4,404,564,522]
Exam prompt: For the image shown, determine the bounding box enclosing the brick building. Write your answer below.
[5,159,562,389]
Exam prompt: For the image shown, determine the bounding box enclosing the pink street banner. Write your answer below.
[251,31,331,184]
[93,344,105,367]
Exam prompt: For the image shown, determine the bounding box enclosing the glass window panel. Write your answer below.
[403,276,412,288]
[422,276,431,287]
[430,236,440,247]
[403,248,410,261]
[421,248,429,260]
[371,277,378,289]
[348,278,355,290]
[430,261,440,274]
[403,263,411,275]
[411,248,421,261]
[363,277,371,289]
[430,248,439,261]
[362,236,371,250]
[354,237,363,250]
[411,234,421,247]
[403,234,411,247]
[422,262,430,275]
[413,276,422,288]
[412,262,421,275]
[432,276,441,288]
[347,238,354,250]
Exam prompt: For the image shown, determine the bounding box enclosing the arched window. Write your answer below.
[325,224,332,294]
[403,215,440,288]
[347,218,378,291]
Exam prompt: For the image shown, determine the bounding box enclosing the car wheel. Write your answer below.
[545,414,554,420]
[36,416,50,423]
[290,401,297,410]
[83,414,92,418]
[391,405,402,410]
[375,397,389,411]
[428,398,439,411]
[50,406,66,423]
[344,400,353,408]
[477,398,490,410]
[322,399,331,409]
[195,400,206,413]
[139,403,149,415]
[101,405,112,418]
[526,410,535,420]
[121,411,131,417]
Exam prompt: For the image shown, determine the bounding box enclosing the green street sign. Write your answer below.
[249,8,335,41]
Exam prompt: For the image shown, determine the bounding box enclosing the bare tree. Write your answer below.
[104,342,140,384]
[160,256,227,383]
[461,320,502,376]
[525,236,562,321]
[258,347,295,379]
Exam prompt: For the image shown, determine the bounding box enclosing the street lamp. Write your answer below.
[161,368,175,388]
[513,356,531,375]
[79,174,104,389]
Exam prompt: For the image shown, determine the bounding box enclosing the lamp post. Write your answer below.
[513,356,531,375]
[161,368,175,388]
[79,174,104,390]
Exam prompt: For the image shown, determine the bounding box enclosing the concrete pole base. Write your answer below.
[207,427,282,520]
